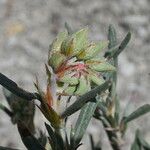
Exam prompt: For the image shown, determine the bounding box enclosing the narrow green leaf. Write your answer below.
[131,130,141,150]
[18,122,45,150]
[22,136,45,150]
[61,81,111,118]
[65,22,73,35]
[89,134,95,150]
[114,32,131,58]
[137,130,150,149]
[108,25,117,49]
[45,123,64,150]
[105,32,131,59]
[45,123,56,150]
[131,140,141,150]
[114,95,120,125]
[73,100,99,146]
[0,73,41,101]
[0,147,19,150]
[37,131,47,148]
[89,134,102,150]
[124,104,150,123]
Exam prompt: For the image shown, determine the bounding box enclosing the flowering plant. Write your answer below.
[0,24,150,150]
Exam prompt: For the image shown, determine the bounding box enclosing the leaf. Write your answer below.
[0,146,19,150]
[3,88,35,133]
[0,73,40,101]
[65,22,73,35]
[61,81,110,118]
[131,130,142,150]
[37,131,47,148]
[113,32,131,58]
[131,140,141,150]
[45,123,64,150]
[114,95,120,125]
[17,122,45,150]
[136,130,150,149]
[72,100,99,147]
[45,123,56,149]
[89,134,102,150]
[124,104,150,123]
[108,24,117,49]
[105,32,131,59]
[89,134,95,150]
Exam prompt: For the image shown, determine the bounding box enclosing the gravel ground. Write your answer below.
[0,0,150,149]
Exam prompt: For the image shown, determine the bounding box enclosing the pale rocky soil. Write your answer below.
[0,0,150,150]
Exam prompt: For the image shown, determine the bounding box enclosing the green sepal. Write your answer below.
[63,85,76,95]
[89,73,105,85]
[75,76,90,95]
[50,31,68,52]
[87,58,116,72]
[59,74,79,85]
[61,28,88,56]
[77,41,108,60]
[61,37,74,56]
[48,52,66,72]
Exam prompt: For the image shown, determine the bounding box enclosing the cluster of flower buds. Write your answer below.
[48,28,115,96]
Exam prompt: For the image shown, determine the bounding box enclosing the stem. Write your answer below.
[102,121,121,150]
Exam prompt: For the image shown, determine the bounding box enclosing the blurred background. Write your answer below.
[0,0,149,149]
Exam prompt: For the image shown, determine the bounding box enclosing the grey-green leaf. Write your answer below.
[72,100,99,146]
[105,32,131,59]
[131,130,150,150]
[65,22,73,35]
[136,130,150,149]
[124,104,150,123]
[108,24,117,49]
[0,147,19,150]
